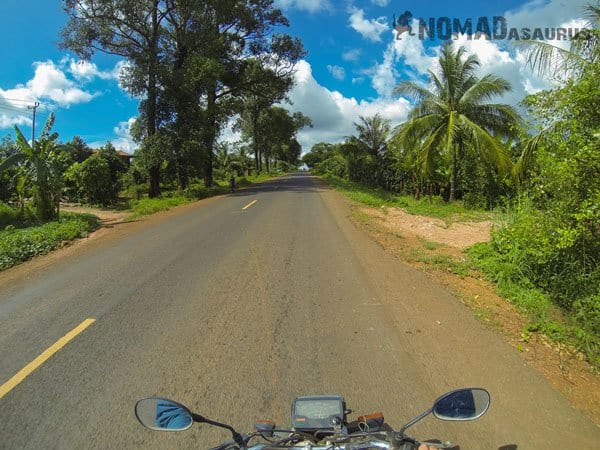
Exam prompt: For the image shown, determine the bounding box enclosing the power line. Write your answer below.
[0,104,31,115]
[0,97,38,104]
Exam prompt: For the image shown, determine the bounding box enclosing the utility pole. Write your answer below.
[28,101,40,151]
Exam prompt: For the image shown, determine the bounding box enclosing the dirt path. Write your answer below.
[61,204,130,226]
[353,204,600,427]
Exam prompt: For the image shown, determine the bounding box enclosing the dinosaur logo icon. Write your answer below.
[392,11,413,39]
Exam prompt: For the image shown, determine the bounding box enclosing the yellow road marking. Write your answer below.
[242,200,258,210]
[0,318,96,399]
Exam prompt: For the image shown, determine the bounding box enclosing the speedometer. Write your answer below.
[291,396,346,431]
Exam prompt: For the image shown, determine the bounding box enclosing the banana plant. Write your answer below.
[0,113,64,221]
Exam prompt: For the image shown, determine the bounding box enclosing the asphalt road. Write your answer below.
[0,173,598,449]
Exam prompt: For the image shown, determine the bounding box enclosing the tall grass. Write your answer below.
[320,174,491,222]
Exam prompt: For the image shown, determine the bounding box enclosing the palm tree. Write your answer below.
[0,113,64,221]
[350,114,391,157]
[516,2,599,80]
[343,114,391,185]
[393,42,521,201]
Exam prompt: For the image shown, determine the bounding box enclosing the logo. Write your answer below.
[391,10,591,41]
[392,11,414,39]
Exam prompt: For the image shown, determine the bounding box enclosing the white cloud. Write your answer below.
[91,117,138,153]
[111,117,138,153]
[275,0,331,13]
[0,112,31,129]
[65,58,119,82]
[0,94,34,129]
[0,60,98,108]
[342,48,362,62]
[371,0,390,6]
[327,64,346,80]
[348,7,389,42]
[283,60,410,151]
[504,0,591,34]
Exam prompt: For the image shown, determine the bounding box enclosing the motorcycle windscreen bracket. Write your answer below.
[291,396,346,431]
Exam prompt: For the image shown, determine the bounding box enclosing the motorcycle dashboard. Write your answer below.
[291,396,345,430]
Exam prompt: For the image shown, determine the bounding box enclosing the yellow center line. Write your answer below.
[0,318,96,399]
[242,199,258,210]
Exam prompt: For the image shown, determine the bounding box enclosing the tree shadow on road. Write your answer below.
[229,173,330,197]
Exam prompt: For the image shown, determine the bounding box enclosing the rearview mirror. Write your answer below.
[432,388,490,421]
[135,397,194,431]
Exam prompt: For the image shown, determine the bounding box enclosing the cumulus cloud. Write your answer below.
[504,0,591,34]
[0,112,31,129]
[0,60,98,108]
[0,95,34,129]
[371,0,390,6]
[111,117,138,153]
[348,7,389,42]
[91,117,138,153]
[64,57,126,83]
[275,0,331,13]
[327,64,346,80]
[281,60,410,151]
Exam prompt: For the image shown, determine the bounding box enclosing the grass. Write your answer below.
[127,196,191,219]
[469,242,599,368]
[409,249,471,276]
[0,212,100,270]
[420,238,442,250]
[320,173,492,223]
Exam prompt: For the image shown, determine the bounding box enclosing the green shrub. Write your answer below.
[468,198,600,366]
[0,213,99,270]
[65,154,116,205]
[314,155,346,177]
[122,183,148,200]
[463,192,488,210]
[0,203,39,229]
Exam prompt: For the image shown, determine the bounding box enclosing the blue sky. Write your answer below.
[0,0,592,153]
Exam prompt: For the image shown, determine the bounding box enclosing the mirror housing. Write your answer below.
[135,397,194,431]
[432,388,490,421]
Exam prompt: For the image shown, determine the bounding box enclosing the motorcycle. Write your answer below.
[134,387,490,449]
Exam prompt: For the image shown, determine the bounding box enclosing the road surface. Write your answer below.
[0,173,598,449]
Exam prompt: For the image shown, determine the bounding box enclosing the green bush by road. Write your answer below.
[0,212,99,270]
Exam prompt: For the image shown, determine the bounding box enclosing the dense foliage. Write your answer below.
[470,62,600,362]
[0,212,99,270]
[61,0,306,195]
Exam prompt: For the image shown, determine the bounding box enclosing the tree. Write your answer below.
[61,0,166,197]
[302,143,336,169]
[350,114,391,157]
[65,154,114,205]
[0,136,19,203]
[65,136,93,163]
[0,114,65,221]
[393,42,521,200]
[157,1,304,185]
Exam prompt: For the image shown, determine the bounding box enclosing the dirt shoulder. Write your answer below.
[351,203,600,427]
